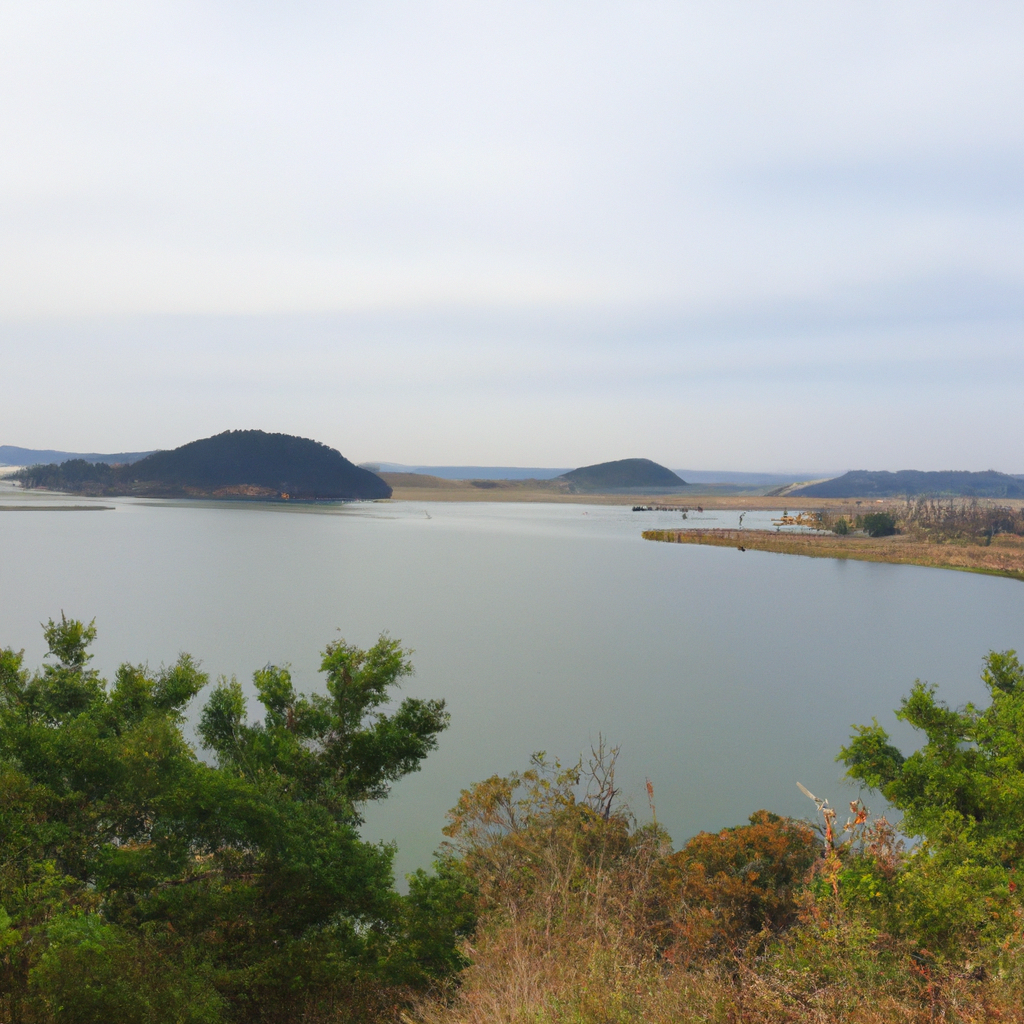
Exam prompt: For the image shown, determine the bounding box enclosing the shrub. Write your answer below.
[839,650,1024,954]
[861,512,897,537]
[660,811,819,962]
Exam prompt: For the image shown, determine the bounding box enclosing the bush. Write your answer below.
[861,512,897,537]
[29,914,224,1024]
[832,517,850,535]
[660,811,819,961]
[839,650,1024,955]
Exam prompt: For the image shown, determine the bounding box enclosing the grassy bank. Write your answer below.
[642,527,1024,580]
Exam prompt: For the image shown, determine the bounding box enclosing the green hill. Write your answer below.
[792,469,1024,499]
[13,430,391,500]
[559,458,687,493]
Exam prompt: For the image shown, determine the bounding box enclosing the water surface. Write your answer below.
[2,484,1021,880]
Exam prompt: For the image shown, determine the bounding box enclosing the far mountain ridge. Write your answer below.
[0,445,154,467]
[792,469,1024,499]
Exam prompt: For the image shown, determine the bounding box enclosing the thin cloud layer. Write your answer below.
[0,2,1021,469]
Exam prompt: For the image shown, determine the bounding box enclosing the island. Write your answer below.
[11,430,392,501]
[558,458,687,493]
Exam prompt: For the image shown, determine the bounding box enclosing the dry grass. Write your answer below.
[405,748,1024,1024]
[643,528,1024,581]
[382,475,895,511]
[414,938,1024,1024]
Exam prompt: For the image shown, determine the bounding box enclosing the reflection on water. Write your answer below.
[2,486,1022,881]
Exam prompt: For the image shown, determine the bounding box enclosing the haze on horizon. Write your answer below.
[1,2,1021,474]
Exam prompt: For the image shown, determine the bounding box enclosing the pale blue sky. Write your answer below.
[1,2,1021,471]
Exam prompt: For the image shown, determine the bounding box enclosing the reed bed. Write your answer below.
[642,528,1024,581]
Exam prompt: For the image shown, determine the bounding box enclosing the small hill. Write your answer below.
[559,459,687,493]
[792,470,1024,499]
[14,430,391,500]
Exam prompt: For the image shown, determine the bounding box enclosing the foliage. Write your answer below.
[11,459,115,491]
[7,619,1024,1022]
[860,511,897,537]
[422,749,1024,1024]
[660,811,819,960]
[895,497,1024,542]
[441,743,666,920]
[0,616,457,1023]
[839,650,1024,951]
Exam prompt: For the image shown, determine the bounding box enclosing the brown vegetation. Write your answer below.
[380,473,900,509]
[408,745,1024,1024]
[643,500,1024,581]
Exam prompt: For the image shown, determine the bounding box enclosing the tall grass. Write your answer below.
[406,748,1024,1024]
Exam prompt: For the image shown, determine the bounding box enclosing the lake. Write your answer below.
[2,482,1022,881]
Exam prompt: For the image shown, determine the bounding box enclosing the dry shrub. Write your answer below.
[660,810,819,965]
[412,753,1024,1024]
[896,498,1024,543]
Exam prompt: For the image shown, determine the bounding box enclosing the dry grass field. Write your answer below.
[380,473,896,511]
[643,527,1024,580]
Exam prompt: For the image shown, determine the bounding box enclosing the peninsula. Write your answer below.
[12,430,391,501]
[644,499,1024,581]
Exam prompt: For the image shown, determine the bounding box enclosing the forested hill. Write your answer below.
[792,469,1024,498]
[13,430,391,500]
[559,458,687,492]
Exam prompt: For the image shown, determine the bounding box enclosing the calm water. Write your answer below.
[2,483,1022,881]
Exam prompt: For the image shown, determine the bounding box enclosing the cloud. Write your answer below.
[0,2,1021,468]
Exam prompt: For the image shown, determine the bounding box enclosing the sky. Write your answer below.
[1,2,1022,472]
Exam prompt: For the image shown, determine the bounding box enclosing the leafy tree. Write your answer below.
[861,511,897,537]
[0,616,460,1023]
[838,650,1024,950]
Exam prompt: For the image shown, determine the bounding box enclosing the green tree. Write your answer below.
[838,650,1024,951]
[861,511,897,537]
[0,616,459,1023]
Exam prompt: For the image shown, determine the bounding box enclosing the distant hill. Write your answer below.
[792,470,1024,499]
[559,459,687,493]
[13,430,391,500]
[0,445,154,467]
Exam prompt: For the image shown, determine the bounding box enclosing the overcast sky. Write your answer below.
[1,2,1021,471]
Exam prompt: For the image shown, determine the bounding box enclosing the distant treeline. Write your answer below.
[794,469,1024,498]
[12,430,391,501]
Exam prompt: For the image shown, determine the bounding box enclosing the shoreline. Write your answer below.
[642,528,1024,581]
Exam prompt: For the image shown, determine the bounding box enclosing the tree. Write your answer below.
[0,616,459,1023]
[838,651,1024,950]
[861,511,897,537]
